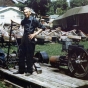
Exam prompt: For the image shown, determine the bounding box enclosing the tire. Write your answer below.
[34,51,49,64]
[68,47,88,79]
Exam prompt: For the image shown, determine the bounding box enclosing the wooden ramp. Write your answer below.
[0,64,88,88]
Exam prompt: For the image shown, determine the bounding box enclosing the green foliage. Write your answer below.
[70,0,88,8]
[14,0,88,16]
[56,8,66,15]
[14,0,69,16]
[15,2,27,11]
[0,81,14,88]
[23,0,51,16]
[48,0,68,15]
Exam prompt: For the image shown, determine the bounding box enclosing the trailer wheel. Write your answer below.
[68,47,88,79]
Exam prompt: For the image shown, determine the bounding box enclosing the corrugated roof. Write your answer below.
[0,7,21,12]
[77,5,88,14]
[63,7,81,18]
[55,5,88,20]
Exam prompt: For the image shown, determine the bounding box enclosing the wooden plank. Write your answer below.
[0,68,55,88]
[39,65,88,87]
[34,63,42,74]
[68,35,81,40]
[0,64,88,88]
[4,79,23,88]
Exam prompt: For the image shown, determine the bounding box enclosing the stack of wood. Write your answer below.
[0,20,88,44]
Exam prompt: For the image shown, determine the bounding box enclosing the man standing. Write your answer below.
[13,7,45,76]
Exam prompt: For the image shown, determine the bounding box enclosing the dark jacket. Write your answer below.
[21,16,45,34]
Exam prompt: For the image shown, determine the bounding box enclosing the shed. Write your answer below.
[53,5,88,33]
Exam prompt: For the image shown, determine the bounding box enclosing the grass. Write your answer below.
[35,40,88,57]
[1,40,88,58]
[35,42,66,57]
[1,42,66,57]
[80,41,88,49]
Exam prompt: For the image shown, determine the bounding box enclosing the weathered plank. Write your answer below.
[4,79,24,88]
[0,63,88,88]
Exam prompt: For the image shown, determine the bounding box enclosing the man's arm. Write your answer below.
[28,28,42,39]
[29,17,45,39]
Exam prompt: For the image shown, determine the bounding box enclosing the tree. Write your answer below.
[39,0,50,16]
[24,0,51,16]
[15,2,27,11]
[50,0,68,15]
[15,0,68,16]
[70,0,88,8]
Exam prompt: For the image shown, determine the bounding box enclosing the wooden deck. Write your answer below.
[0,63,88,88]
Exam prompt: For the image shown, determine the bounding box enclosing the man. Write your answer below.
[13,7,45,76]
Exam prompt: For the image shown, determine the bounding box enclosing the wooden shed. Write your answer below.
[53,5,88,33]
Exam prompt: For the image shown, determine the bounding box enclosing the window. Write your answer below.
[21,15,24,19]
[17,15,24,19]
[0,15,4,19]
[17,15,20,19]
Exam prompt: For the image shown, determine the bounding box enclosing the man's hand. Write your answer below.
[28,29,42,39]
[28,33,36,39]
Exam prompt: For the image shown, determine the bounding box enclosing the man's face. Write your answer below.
[23,9,31,18]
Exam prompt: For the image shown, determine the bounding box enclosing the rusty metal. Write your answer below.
[49,56,60,68]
